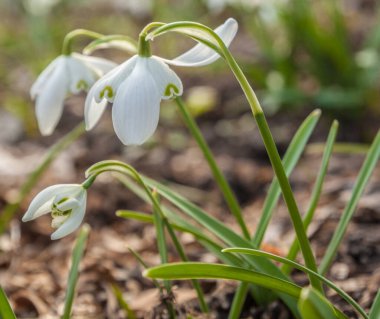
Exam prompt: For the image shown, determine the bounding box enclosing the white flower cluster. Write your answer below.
[31,18,238,145]
[24,18,238,239]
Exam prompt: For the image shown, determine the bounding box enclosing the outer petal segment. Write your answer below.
[112,58,161,145]
[148,56,183,99]
[164,18,238,67]
[35,58,69,135]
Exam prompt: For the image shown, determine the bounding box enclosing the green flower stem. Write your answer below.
[147,23,320,291]
[175,97,250,240]
[138,34,151,57]
[219,34,322,293]
[62,29,104,55]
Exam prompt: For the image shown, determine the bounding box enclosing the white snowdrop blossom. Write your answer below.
[31,53,116,136]
[22,184,87,240]
[85,18,238,145]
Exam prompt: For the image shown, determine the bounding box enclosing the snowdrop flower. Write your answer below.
[31,53,116,135]
[22,184,87,240]
[85,18,238,145]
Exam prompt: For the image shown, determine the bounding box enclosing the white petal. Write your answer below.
[35,58,69,135]
[67,57,97,94]
[22,184,79,222]
[30,56,64,100]
[50,196,87,240]
[164,18,238,67]
[73,53,117,76]
[112,58,161,145]
[147,56,183,99]
[91,55,138,103]
[84,88,108,130]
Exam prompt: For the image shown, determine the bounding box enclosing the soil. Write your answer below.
[0,90,379,318]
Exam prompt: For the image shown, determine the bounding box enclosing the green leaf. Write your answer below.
[283,120,338,273]
[144,262,301,298]
[86,161,298,314]
[0,286,16,319]
[111,284,136,319]
[252,109,321,246]
[319,131,380,274]
[369,289,380,319]
[61,224,90,319]
[0,123,85,234]
[223,248,368,319]
[298,287,340,319]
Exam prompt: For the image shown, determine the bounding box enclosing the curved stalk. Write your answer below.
[146,20,322,292]
[62,29,104,55]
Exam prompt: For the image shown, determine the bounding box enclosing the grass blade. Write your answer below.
[0,123,85,234]
[61,224,90,319]
[252,109,321,246]
[319,131,380,275]
[223,248,368,319]
[283,120,338,273]
[111,284,136,319]
[369,289,380,319]
[145,262,301,298]
[298,286,345,319]
[0,286,16,319]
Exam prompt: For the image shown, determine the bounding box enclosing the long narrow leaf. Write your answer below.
[145,262,301,298]
[252,109,321,246]
[223,248,368,319]
[369,289,380,319]
[319,131,380,274]
[86,160,299,314]
[62,224,90,319]
[298,287,344,319]
[0,287,16,319]
[283,120,338,273]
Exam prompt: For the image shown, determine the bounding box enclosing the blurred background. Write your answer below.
[0,0,379,318]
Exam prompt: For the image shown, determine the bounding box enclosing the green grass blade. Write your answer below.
[0,123,85,234]
[298,287,345,319]
[141,177,299,314]
[116,210,244,267]
[86,160,299,315]
[319,131,380,275]
[111,284,136,319]
[283,120,338,274]
[0,287,16,319]
[144,262,301,298]
[252,109,321,246]
[223,248,368,319]
[61,224,90,319]
[369,289,380,319]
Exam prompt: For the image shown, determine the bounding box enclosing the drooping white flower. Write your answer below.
[31,53,116,136]
[22,184,87,240]
[85,18,238,145]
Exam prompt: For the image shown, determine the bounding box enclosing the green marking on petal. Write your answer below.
[76,80,89,91]
[100,86,114,99]
[51,204,72,228]
[164,83,180,97]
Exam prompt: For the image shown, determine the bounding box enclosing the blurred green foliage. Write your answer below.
[234,0,380,117]
[0,0,379,135]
